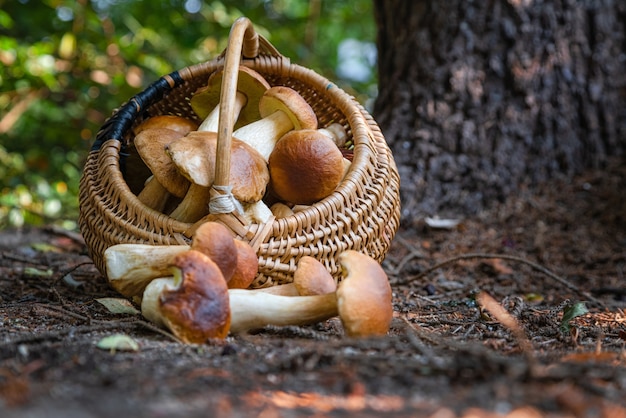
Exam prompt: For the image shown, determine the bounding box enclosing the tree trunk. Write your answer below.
[373,0,626,222]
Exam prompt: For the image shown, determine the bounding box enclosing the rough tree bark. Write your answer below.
[373,0,626,222]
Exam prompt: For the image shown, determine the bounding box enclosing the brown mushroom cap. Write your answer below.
[249,255,336,296]
[293,256,337,296]
[270,202,295,219]
[189,75,221,120]
[228,240,259,289]
[191,66,270,129]
[191,221,238,283]
[268,129,344,204]
[258,86,318,130]
[134,128,190,198]
[166,131,269,203]
[336,250,393,337]
[229,138,270,203]
[133,115,199,136]
[166,131,218,187]
[159,250,231,343]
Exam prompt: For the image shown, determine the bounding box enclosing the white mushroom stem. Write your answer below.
[231,110,294,160]
[342,157,352,178]
[197,91,247,132]
[141,277,173,327]
[229,86,318,162]
[228,290,337,333]
[104,244,190,298]
[242,200,273,224]
[249,284,300,296]
[137,176,170,211]
[318,123,348,148]
[167,183,212,222]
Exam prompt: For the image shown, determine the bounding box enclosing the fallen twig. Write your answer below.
[386,235,425,277]
[399,252,607,309]
[0,322,136,347]
[475,291,538,375]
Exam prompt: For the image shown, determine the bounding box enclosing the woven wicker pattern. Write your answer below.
[79,21,400,288]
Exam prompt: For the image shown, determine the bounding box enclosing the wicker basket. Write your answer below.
[79,17,401,288]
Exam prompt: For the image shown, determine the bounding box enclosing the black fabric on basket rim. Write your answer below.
[90,70,185,152]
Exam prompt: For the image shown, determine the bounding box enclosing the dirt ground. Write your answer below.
[1,159,625,417]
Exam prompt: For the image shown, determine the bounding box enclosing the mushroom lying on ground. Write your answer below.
[165,131,269,222]
[104,221,258,297]
[251,256,337,296]
[104,244,189,298]
[228,250,393,337]
[141,250,231,343]
[228,239,259,289]
[191,221,238,283]
[124,248,389,341]
[191,221,257,289]
[230,86,318,161]
[268,128,346,205]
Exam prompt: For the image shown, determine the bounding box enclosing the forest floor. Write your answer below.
[1,159,625,417]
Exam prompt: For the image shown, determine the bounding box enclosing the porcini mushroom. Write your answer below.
[191,66,270,131]
[335,251,393,337]
[141,250,231,343]
[192,224,258,290]
[104,223,258,297]
[270,202,294,219]
[268,129,345,205]
[104,244,190,298]
[241,200,274,224]
[230,86,318,161]
[317,122,349,148]
[133,128,193,211]
[228,250,393,337]
[162,69,269,222]
[133,115,199,136]
[317,123,353,177]
[190,221,238,283]
[251,256,336,296]
[227,239,259,289]
[294,256,337,295]
[165,131,269,222]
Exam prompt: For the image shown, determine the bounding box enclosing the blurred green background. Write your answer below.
[0,0,376,230]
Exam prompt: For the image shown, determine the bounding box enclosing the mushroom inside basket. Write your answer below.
[78,17,401,291]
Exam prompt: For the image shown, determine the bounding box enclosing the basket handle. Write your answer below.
[209,17,259,216]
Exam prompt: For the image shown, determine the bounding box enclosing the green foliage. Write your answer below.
[0,0,376,229]
[560,301,589,334]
